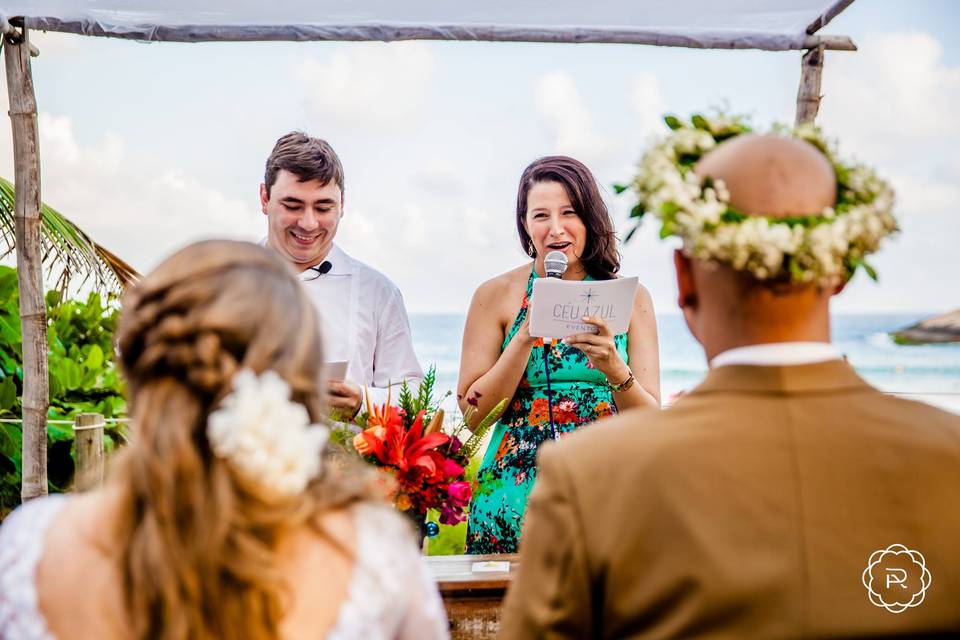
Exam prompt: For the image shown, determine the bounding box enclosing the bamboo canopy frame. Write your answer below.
[2,0,857,500]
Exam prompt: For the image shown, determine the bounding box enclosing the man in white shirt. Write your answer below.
[503,133,960,637]
[260,132,422,416]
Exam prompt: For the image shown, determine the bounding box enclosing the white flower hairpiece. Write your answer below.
[621,113,898,285]
[207,369,329,496]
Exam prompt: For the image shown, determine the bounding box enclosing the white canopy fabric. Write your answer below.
[1,0,854,50]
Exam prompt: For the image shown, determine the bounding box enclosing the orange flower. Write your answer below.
[354,424,386,455]
[595,401,612,416]
[528,397,550,426]
[395,493,413,511]
[495,432,516,461]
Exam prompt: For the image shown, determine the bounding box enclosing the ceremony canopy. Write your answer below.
[2,0,857,500]
[2,0,855,49]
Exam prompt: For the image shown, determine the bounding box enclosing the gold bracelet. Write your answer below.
[608,370,636,393]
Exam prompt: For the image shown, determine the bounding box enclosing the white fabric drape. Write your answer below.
[1,0,852,49]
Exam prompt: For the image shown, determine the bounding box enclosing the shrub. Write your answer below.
[0,266,127,518]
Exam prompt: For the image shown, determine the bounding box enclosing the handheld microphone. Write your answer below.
[544,250,568,279]
[540,250,567,441]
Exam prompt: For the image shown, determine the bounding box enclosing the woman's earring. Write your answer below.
[526,241,536,258]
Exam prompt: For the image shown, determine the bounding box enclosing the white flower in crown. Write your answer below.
[624,113,898,285]
[207,369,329,496]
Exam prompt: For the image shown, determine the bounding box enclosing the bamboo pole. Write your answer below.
[795,44,826,126]
[4,23,48,501]
[74,413,105,491]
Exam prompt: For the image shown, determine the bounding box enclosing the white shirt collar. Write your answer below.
[710,342,841,369]
[254,238,353,280]
[324,243,356,276]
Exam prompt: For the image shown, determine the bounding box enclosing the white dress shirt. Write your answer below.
[710,342,841,368]
[295,244,422,409]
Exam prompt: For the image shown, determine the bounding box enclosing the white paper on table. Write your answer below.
[529,277,638,339]
[322,360,349,381]
[471,561,511,573]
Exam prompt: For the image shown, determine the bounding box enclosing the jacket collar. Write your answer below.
[692,359,872,396]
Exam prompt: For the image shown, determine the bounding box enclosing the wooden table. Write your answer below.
[426,554,518,640]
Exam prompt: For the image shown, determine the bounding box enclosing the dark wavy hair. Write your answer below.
[264,131,345,197]
[515,156,620,280]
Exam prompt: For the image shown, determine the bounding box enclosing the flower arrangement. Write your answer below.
[618,113,898,285]
[333,367,506,529]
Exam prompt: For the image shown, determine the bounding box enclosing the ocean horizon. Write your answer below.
[409,312,960,415]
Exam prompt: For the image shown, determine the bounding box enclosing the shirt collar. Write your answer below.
[710,342,841,369]
[324,243,355,276]
[256,240,350,281]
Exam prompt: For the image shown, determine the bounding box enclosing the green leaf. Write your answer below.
[623,222,643,244]
[60,359,82,390]
[629,204,646,220]
[416,365,436,414]
[83,344,104,371]
[659,221,676,239]
[48,370,63,399]
[47,421,74,443]
[0,422,20,462]
[691,114,710,131]
[861,261,879,281]
[0,376,15,411]
[612,183,630,195]
[664,115,683,131]
[460,398,508,461]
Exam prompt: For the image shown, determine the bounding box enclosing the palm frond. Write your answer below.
[0,176,139,294]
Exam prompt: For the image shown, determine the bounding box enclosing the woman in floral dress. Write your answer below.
[458,156,661,554]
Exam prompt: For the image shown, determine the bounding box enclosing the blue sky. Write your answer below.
[1,1,958,314]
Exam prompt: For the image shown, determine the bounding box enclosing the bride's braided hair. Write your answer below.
[111,240,373,640]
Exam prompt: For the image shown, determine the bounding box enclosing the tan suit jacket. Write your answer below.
[500,361,960,639]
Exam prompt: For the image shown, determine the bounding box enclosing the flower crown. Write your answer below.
[207,369,329,496]
[621,113,898,285]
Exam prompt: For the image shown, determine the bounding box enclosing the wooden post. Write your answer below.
[4,23,48,501]
[795,44,825,126]
[74,413,105,491]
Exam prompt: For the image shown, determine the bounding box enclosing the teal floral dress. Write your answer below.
[466,268,628,554]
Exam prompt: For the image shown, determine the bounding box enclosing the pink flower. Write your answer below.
[447,481,472,505]
[441,458,465,479]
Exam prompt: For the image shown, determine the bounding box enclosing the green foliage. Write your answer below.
[0,266,127,518]
[396,365,442,429]
[458,398,507,461]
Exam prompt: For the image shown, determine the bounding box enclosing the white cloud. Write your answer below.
[534,70,618,166]
[297,42,436,130]
[820,32,960,164]
[411,166,469,197]
[891,171,960,218]
[630,72,667,140]
[0,113,261,274]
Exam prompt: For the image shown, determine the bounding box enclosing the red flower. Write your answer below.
[358,401,471,522]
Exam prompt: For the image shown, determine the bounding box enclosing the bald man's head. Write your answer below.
[695,134,836,218]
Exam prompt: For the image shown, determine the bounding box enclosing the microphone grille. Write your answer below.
[544,250,568,278]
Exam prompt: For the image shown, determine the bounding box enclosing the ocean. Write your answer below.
[409,312,960,415]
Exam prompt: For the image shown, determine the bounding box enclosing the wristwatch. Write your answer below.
[608,370,636,393]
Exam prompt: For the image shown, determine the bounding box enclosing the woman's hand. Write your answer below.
[515,314,537,348]
[563,316,629,382]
